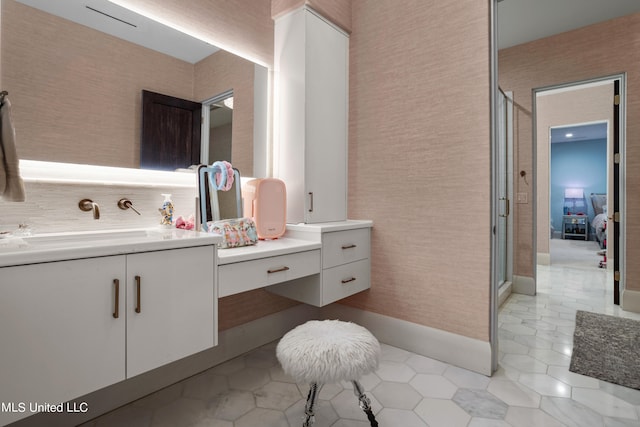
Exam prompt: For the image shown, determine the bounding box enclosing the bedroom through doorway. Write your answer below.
[548,122,607,271]
[534,75,624,305]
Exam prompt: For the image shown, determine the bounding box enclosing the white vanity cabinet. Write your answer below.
[0,245,215,426]
[0,256,126,426]
[126,246,216,377]
[267,222,372,306]
[275,6,349,224]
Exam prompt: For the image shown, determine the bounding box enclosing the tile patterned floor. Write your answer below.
[83,255,640,426]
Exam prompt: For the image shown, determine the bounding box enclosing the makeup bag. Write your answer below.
[207,217,258,248]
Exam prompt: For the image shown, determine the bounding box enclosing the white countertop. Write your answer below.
[0,228,223,267]
[216,237,321,265]
[285,219,373,233]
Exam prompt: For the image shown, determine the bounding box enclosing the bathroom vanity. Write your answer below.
[0,220,372,426]
[0,229,221,426]
[217,220,371,305]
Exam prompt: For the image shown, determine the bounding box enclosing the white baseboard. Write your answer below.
[320,304,493,376]
[537,252,550,265]
[621,289,640,314]
[512,274,536,295]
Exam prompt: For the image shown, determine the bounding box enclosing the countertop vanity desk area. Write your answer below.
[0,220,372,426]
[218,220,373,305]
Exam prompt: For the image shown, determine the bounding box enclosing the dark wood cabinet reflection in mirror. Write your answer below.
[141,90,202,171]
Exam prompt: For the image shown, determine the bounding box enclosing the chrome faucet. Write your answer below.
[117,198,141,215]
[79,199,100,219]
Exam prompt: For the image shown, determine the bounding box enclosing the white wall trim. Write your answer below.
[320,304,493,376]
[513,274,536,295]
[537,252,550,265]
[621,289,640,314]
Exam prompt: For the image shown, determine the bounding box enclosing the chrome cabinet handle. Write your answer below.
[113,279,120,319]
[135,275,141,313]
[267,266,290,274]
[341,244,357,250]
[341,277,356,284]
[308,192,314,212]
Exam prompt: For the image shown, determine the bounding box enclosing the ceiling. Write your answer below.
[497,0,640,49]
[550,123,607,144]
[15,0,219,63]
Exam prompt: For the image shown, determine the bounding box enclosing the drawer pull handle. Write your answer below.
[341,277,356,284]
[135,275,141,313]
[113,279,120,319]
[268,266,290,274]
[341,244,357,250]
[308,192,314,212]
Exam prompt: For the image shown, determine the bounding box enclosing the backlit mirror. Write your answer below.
[1,0,268,177]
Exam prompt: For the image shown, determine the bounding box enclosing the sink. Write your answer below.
[0,227,222,267]
[0,228,158,250]
[23,228,154,246]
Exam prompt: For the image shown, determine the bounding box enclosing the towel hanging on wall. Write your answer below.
[0,96,26,202]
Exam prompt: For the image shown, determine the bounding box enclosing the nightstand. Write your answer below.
[562,215,588,240]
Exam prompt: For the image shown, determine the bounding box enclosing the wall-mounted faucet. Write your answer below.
[118,198,141,215]
[79,199,100,219]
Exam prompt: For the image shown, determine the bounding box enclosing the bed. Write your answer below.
[590,193,607,249]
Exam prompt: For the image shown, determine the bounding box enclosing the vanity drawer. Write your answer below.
[219,249,320,297]
[322,258,370,305]
[322,228,370,269]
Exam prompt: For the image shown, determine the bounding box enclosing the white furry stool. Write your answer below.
[276,320,381,427]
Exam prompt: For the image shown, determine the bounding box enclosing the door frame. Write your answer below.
[201,89,234,165]
[531,73,626,302]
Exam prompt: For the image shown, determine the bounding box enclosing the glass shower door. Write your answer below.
[497,89,513,287]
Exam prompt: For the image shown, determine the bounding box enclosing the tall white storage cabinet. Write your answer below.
[275,7,349,224]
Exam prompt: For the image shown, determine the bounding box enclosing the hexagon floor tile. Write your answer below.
[83,240,640,426]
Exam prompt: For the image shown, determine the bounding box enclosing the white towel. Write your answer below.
[0,97,25,202]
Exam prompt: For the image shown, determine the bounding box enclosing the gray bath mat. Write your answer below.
[569,310,640,390]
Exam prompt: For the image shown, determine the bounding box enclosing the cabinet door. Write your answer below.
[0,257,126,426]
[126,246,216,378]
[304,10,348,223]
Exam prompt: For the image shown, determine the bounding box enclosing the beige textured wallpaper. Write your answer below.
[345,0,492,342]
[499,13,640,291]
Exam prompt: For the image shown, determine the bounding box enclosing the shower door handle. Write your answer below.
[499,197,510,218]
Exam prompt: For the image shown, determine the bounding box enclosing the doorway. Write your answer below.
[201,90,234,166]
[534,76,625,305]
[548,122,607,269]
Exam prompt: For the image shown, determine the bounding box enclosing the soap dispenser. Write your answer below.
[159,193,174,227]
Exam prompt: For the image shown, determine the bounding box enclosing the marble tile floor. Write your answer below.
[83,263,640,427]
